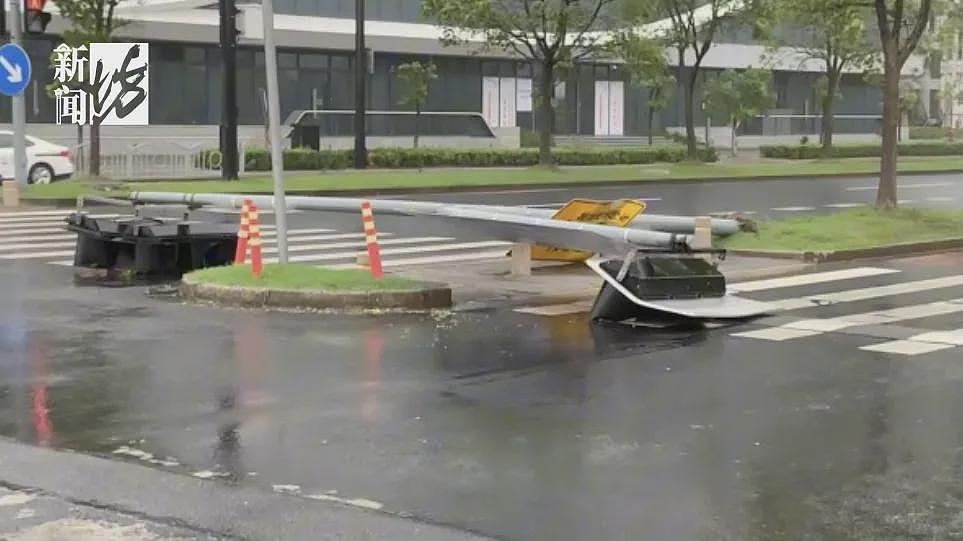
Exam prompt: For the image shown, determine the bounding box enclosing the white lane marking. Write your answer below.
[728,267,900,293]
[898,199,917,205]
[925,196,956,203]
[0,250,74,259]
[49,260,73,266]
[304,493,384,510]
[262,232,390,244]
[0,240,77,251]
[734,298,963,341]
[265,240,512,264]
[770,206,815,211]
[515,300,595,316]
[263,236,451,255]
[328,249,510,269]
[0,213,117,225]
[0,233,75,243]
[770,275,963,311]
[0,209,75,217]
[860,340,954,356]
[260,227,336,235]
[0,227,67,237]
[823,203,866,209]
[847,182,954,191]
[521,203,566,209]
[0,222,68,233]
[910,329,963,345]
[731,327,822,341]
[708,210,757,216]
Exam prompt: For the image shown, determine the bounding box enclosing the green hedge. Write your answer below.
[208,145,716,171]
[760,142,963,159]
[909,126,962,140]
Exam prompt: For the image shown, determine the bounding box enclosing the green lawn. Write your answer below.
[22,155,963,200]
[186,263,420,291]
[720,208,963,252]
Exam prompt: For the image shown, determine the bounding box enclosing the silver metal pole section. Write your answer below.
[261,0,289,263]
[128,192,689,251]
[10,0,27,186]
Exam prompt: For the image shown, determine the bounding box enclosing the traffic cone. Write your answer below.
[235,199,252,264]
[248,202,263,278]
[360,200,383,279]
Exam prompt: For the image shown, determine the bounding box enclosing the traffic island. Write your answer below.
[720,207,963,262]
[179,263,452,311]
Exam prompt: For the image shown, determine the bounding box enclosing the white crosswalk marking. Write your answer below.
[276,240,511,264]
[733,298,963,341]
[262,236,450,255]
[728,267,900,293]
[770,275,963,310]
[329,249,511,269]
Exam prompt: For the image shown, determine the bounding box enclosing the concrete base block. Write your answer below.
[511,243,532,277]
[691,216,712,250]
[2,181,20,208]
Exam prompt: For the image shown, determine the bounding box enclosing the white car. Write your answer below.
[0,131,75,184]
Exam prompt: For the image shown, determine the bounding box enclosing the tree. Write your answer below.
[870,0,933,209]
[631,0,747,158]
[611,32,675,145]
[704,68,775,155]
[772,0,876,155]
[423,0,618,166]
[395,61,438,149]
[53,0,125,178]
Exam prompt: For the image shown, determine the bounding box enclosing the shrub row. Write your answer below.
[200,145,717,171]
[909,126,962,140]
[760,142,963,159]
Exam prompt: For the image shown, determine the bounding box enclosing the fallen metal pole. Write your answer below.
[129,192,690,253]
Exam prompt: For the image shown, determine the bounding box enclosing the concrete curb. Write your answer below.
[179,274,453,311]
[18,168,963,207]
[729,237,963,263]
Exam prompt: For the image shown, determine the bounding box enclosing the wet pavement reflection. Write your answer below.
[3,262,963,540]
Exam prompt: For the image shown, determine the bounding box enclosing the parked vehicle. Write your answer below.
[0,131,75,184]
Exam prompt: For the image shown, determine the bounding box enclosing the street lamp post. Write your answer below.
[353,0,367,169]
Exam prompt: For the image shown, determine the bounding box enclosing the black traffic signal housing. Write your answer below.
[24,0,52,35]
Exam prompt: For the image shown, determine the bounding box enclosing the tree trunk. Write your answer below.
[90,123,101,178]
[821,72,839,157]
[76,125,84,175]
[730,118,738,157]
[684,73,698,159]
[647,106,654,146]
[876,64,900,209]
[414,103,420,149]
[537,62,555,166]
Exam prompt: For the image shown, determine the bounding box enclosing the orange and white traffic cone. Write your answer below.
[360,200,384,279]
[235,199,252,264]
[248,202,264,278]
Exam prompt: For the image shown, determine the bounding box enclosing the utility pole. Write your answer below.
[219,0,239,180]
[261,0,288,262]
[353,0,366,169]
[10,0,27,187]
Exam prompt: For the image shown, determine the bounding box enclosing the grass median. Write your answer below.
[186,263,420,291]
[719,207,963,252]
[21,155,963,200]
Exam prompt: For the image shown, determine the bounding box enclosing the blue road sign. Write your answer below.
[0,44,31,97]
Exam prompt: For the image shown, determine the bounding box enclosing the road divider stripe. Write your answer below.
[823,203,866,208]
[0,250,75,259]
[770,206,815,211]
[0,213,117,225]
[728,267,900,293]
[0,233,76,243]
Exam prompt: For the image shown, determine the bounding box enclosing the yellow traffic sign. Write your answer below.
[531,199,646,261]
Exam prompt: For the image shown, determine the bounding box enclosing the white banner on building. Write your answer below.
[516,78,532,112]
[594,80,609,135]
[608,80,624,136]
[482,76,500,128]
[499,77,517,128]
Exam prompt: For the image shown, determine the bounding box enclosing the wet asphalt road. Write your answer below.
[3,252,963,540]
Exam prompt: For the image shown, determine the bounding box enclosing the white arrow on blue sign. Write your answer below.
[0,43,31,97]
